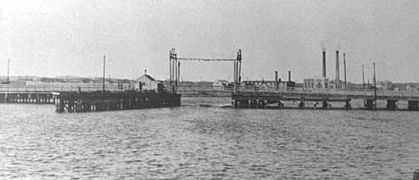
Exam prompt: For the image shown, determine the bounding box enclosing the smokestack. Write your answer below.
[275,71,278,89]
[322,49,326,78]
[343,53,347,88]
[336,50,340,88]
[288,70,291,82]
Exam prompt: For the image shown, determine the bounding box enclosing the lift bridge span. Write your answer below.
[168,48,242,93]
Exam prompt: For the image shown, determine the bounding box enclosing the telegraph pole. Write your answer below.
[373,62,377,110]
[7,59,10,83]
[343,53,347,89]
[103,55,106,92]
[178,61,180,85]
[362,65,365,89]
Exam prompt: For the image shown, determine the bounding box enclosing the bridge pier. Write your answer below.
[365,99,375,110]
[233,100,247,108]
[298,101,305,109]
[322,101,329,109]
[56,100,64,112]
[386,100,398,110]
[408,101,419,111]
[258,100,267,109]
[344,100,352,110]
[249,100,257,108]
[278,101,284,109]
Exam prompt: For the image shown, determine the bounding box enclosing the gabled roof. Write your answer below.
[136,74,163,83]
[215,80,229,83]
[143,74,156,81]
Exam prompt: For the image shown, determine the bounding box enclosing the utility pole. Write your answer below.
[343,53,347,89]
[7,59,10,83]
[177,61,180,86]
[373,62,377,110]
[362,65,365,89]
[103,55,106,92]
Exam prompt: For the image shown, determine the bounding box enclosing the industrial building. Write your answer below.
[303,49,347,90]
[242,70,296,90]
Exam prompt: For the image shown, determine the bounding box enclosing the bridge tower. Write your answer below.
[170,49,242,94]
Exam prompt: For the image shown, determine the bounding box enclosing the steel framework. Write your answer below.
[169,49,242,93]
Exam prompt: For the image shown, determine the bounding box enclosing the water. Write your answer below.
[1,97,419,179]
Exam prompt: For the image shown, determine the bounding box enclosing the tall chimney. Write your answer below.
[275,71,278,89]
[322,49,326,78]
[288,70,291,82]
[343,53,347,88]
[336,50,340,88]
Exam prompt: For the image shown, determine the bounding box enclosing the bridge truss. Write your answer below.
[169,49,242,93]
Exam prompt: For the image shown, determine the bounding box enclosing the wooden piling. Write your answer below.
[55,91,181,113]
[414,169,419,180]
[408,101,419,111]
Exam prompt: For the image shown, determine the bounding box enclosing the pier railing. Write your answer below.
[234,88,419,101]
[0,83,130,93]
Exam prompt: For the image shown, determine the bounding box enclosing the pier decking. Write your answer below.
[0,92,57,104]
[0,90,181,113]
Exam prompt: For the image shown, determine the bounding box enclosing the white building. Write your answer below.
[134,73,163,92]
[213,80,229,90]
[241,80,295,90]
[303,78,330,89]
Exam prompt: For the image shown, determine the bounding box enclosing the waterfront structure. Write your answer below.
[56,91,180,113]
[232,89,419,111]
[169,49,242,93]
[241,80,295,90]
[134,72,163,92]
[0,92,57,104]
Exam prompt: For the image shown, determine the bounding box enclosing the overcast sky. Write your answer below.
[1,0,418,83]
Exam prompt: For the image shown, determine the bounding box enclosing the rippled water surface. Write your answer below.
[1,97,419,179]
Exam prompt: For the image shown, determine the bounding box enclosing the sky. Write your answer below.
[0,0,418,83]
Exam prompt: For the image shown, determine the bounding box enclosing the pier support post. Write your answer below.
[408,101,419,111]
[414,169,419,180]
[235,100,247,108]
[344,100,352,110]
[322,101,329,109]
[298,101,305,109]
[386,100,398,110]
[250,100,257,108]
[278,101,284,109]
[56,99,65,113]
[365,99,375,110]
[258,100,266,109]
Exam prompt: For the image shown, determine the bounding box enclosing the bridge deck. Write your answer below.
[233,90,419,102]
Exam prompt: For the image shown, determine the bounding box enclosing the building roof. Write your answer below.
[215,80,229,84]
[136,74,157,82]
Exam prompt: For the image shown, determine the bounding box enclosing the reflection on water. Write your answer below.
[1,97,419,179]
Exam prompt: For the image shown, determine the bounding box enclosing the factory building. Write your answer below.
[242,70,296,90]
[303,78,329,89]
[304,48,346,90]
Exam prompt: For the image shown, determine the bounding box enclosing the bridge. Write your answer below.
[232,89,419,110]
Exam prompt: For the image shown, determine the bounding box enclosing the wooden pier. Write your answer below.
[232,90,419,111]
[0,92,57,104]
[55,91,181,113]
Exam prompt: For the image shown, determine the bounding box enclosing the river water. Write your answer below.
[1,97,419,179]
